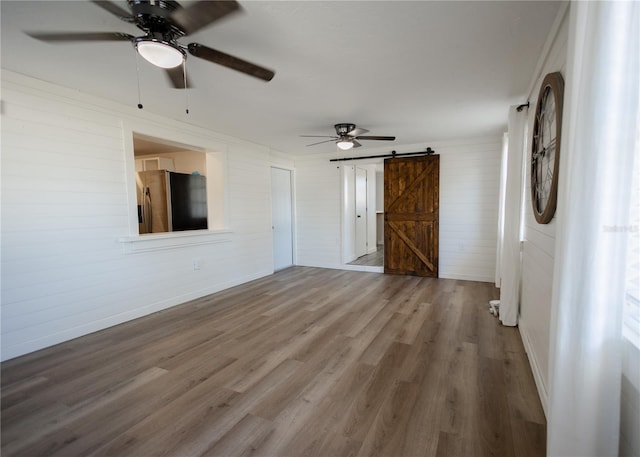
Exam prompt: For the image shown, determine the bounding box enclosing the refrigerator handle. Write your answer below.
[144,187,152,233]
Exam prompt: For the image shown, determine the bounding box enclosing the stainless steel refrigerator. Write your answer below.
[136,170,207,234]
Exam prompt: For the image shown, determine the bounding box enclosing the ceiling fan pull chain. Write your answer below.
[135,50,143,109]
[183,59,189,114]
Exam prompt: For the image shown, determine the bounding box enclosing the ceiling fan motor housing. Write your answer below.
[129,0,180,16]
[335,123,356,136]
[129,0,184,38]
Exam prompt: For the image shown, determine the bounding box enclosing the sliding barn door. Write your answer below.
[384,155,439,277]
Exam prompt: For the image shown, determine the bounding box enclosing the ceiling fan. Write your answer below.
[26,0,275,89]
[301,123,396,150]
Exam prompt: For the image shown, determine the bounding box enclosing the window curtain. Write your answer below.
[495,132,509,288]
[498,107,527,327]
[547,1,640,456]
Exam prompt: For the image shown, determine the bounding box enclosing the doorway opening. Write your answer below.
[341,163,384,270]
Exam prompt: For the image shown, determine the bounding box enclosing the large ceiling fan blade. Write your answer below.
[171,1,241,36]
[27,32,134,42]
[165,67,192,89]
[188,43,275,81]
[300,135,337,139]
[352,140,363,148]
[355,135,396,141]
[348,127,369,137]
[91,1,135,22]
[306,139,338,147]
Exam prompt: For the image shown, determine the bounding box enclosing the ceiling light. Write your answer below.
[336,139,354,150]
[136,39,185,69]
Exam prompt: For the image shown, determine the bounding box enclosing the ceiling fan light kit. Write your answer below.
[336,140,354,150]
[135,38,185,68]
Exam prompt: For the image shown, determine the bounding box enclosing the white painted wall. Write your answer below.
[439,138,502,282]
[0,70,286,361]
[517,6,569,413]
[294,157,342,268]
[295,138,501,282]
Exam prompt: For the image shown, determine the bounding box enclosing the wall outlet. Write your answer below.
[193,259,201,271]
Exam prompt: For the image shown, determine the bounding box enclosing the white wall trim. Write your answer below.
[439,273,496,283]
[519,320,549,417]
[118,230,232,254]
[340,264,383,274]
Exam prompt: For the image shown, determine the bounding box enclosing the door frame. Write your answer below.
[341,163,379,266]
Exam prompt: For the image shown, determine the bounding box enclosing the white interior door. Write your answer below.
[355,167,368,258]
[271,167,293,271]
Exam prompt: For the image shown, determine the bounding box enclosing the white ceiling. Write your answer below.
[1,1,562,155]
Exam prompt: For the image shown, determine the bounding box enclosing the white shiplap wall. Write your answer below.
[517,6,569,413]
[294,157,342,269]
[439,137,501,282]
[294,138,502,282]
[0,70,285,361]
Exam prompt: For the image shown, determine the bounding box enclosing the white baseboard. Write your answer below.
[439,272,496,283]
[519,321,549,417]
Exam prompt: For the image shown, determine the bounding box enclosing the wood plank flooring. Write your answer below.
[348,246,384,267]
[1,267,546,457]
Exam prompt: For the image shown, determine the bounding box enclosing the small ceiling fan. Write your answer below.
[301,123,396,150]
[26,0,275,88]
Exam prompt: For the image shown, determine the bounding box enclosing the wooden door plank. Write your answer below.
[388,220,436,271]
[385,161,435,213]
[386,212,438,221]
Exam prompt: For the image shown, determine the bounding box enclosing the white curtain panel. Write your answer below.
[547,2,640,456]
[498,107,527,327]
[495,132,509,288]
